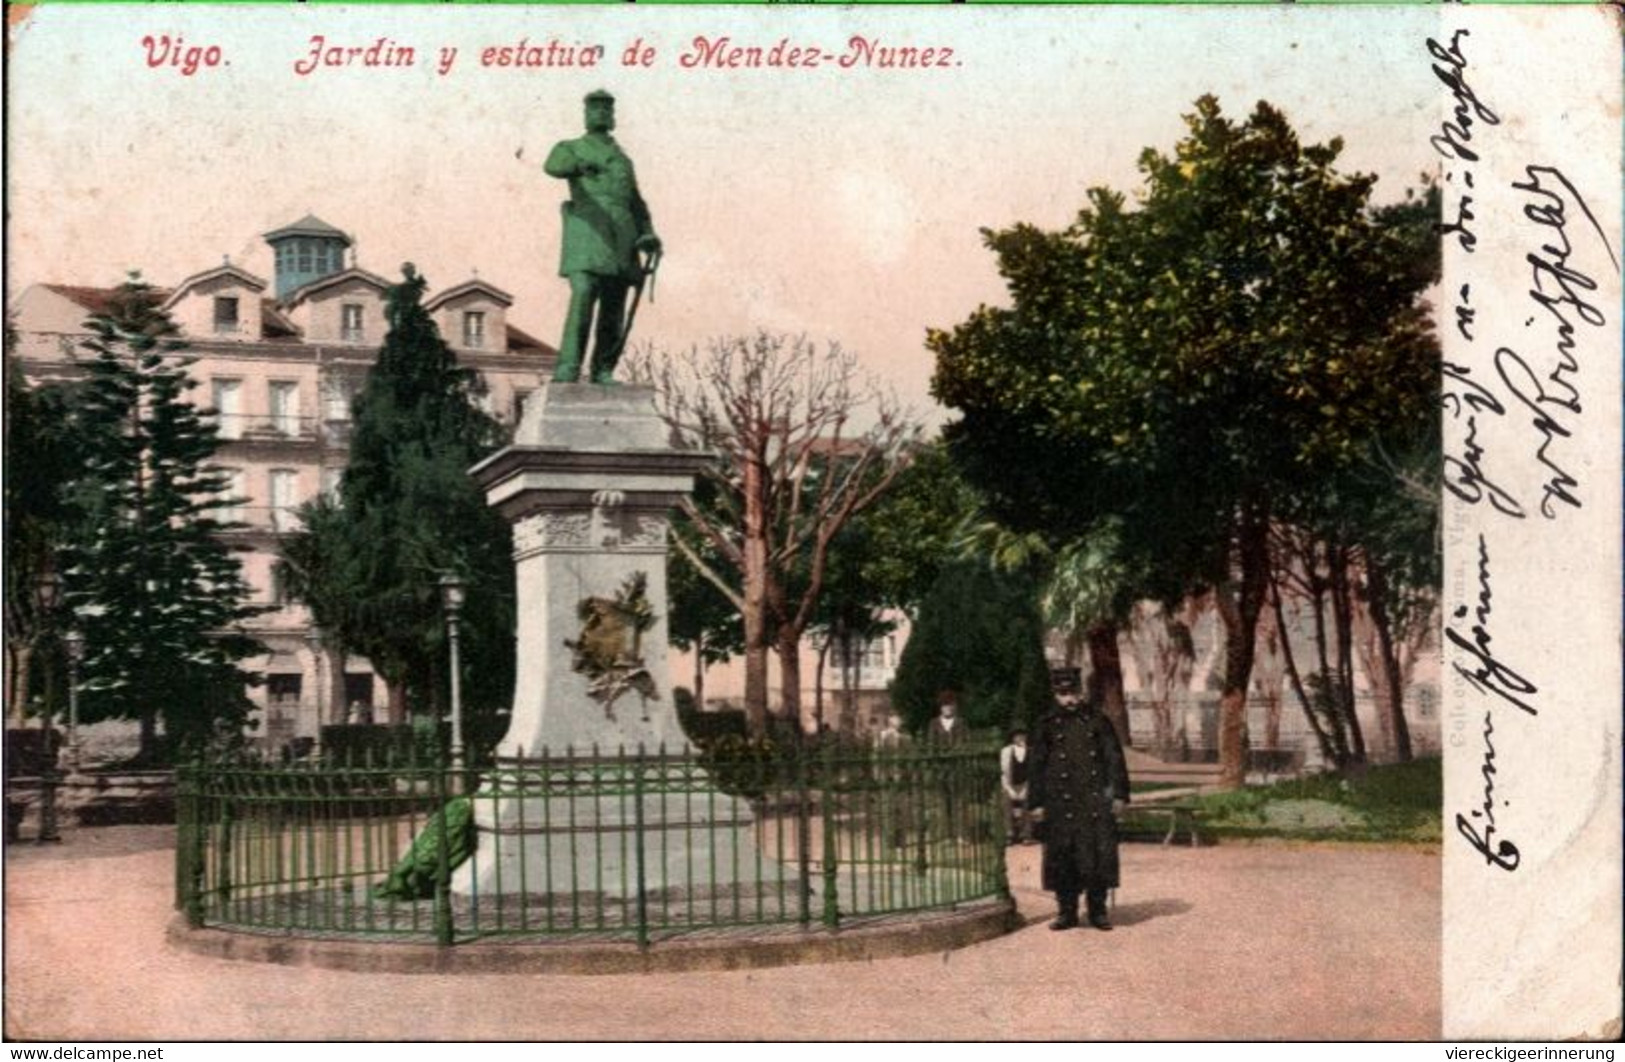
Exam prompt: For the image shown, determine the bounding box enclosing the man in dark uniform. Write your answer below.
[1029,682,1130,930]
[544,90,661,384]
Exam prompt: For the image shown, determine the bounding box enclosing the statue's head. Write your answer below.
[584,90,616,134]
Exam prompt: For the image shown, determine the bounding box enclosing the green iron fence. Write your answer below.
[175,738,1010,946]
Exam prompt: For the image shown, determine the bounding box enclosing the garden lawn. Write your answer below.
[1179,757,1441,844]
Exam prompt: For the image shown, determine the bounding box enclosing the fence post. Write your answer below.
[796,738,812,929]
[433,741,454,948]
[912,745,929,878]
[633,745,649,950]
[176,753,206,926]
[217,765,236,907]
[174,756,190,912]
[820,738,839,931]
[990,748,1012,903]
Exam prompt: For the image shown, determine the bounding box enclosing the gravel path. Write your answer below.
[4,827,1439,1041]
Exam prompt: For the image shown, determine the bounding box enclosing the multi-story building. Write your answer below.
[9,215,556,749]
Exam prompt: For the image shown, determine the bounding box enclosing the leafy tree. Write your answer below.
[55,278,263,760]
[1352,433,1440,762]
[279,266,514,736]
[955,515,1155,743]
[842,440,982,619]
[890,559,1051,735]
[775,439,979,733]
[1271,423,1440,766]
[931,97,1438,786]
[805,515,897,733]
[667,491,744,708]
[1037,524,1148,741]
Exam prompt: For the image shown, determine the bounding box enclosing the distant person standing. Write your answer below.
[874,711,909,847]
[999,729,1034,845]
[925,692,965,746]
[876,712,906,749]
[1030,685,1130,930]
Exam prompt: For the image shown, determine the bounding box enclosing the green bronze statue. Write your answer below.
[546,90,662,384]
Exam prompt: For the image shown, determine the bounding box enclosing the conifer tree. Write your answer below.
[59,277,263,760]
[281,266,514,736]
[891,560,1051,735]
[4,343,83,723]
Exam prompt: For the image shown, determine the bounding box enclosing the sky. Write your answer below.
[5,4,1443,424]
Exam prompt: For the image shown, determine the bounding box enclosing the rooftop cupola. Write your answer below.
[263,214,352,300]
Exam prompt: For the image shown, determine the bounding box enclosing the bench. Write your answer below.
[1120,801,1206,846]
[1120,749,1221,845]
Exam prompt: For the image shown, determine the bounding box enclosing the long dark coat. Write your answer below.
[1029,703,1130,893]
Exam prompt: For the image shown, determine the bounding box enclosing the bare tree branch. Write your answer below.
[629,333,920,726]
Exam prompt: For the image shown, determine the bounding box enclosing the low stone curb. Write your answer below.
[166,897,1017,976]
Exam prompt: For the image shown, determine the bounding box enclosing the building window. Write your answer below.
[213,296,240,335]
[269,381,300,437]
[320,466,342,501]
[833,634,896,687]
[344,674,375,721]
[215,467,245,522]
[341,303,364,343]
[269,469,299,532]
[322,378,352,422]
[297,240,313,273]
[211,378,242,439]
[463,311,486,349]
[267,673,302,706]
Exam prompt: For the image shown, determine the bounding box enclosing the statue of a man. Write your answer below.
[545,90,662,384]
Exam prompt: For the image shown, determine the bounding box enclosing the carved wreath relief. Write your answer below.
[564,571,659,721]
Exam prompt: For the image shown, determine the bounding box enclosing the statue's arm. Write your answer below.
[543,140,583,179]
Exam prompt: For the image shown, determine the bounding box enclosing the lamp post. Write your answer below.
[63,629,85,775]
[305,624,325,753]
[438,574,467,767]
[34,571,63,843]
[23,571,64,726]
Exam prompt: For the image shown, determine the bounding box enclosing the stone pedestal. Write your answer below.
[472,383,704,755]
[453,384,785,902]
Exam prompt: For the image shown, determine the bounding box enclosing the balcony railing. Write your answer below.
[320,419,353,447]
[210,413,318,443]
[215,505,304,533]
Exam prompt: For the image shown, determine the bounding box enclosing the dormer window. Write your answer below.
[341,303,365,342]
[463,311,487,350]
[213,296,241,335]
